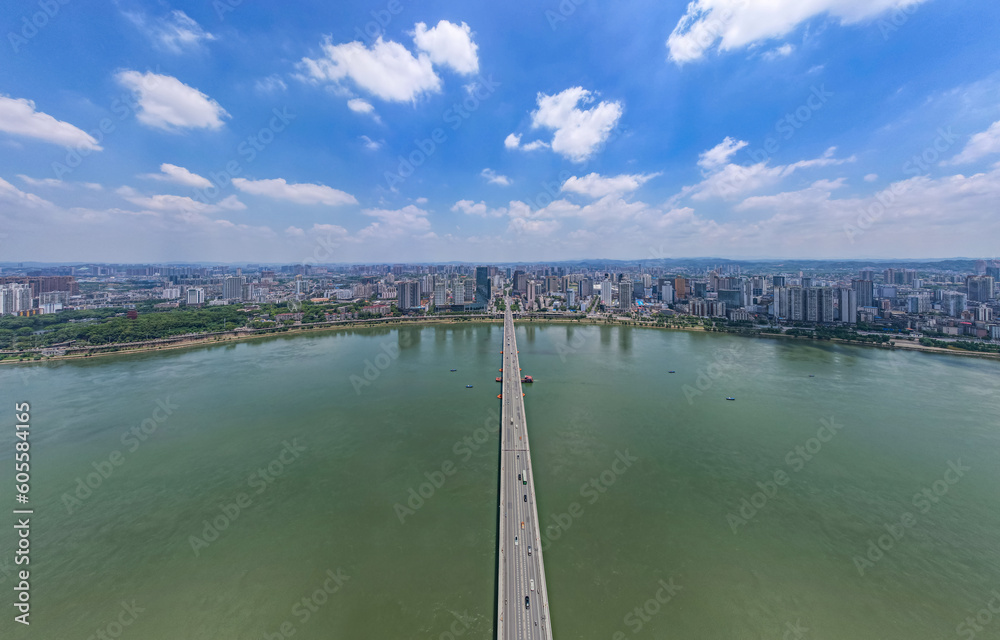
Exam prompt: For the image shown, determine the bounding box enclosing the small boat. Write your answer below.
[726,397,736,401]
[451,369,457,372]
[466,385,474,389]
[496,377,503,382]
[808,375,815,378]
[668,370,676,374]
[521,376,533,383]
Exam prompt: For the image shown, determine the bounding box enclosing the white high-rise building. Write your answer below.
[433,282,447,308]
[838,288,858,324]
[600,279,613,306]
[187,288,206,305]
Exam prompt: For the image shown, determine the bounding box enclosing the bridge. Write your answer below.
[496,300,554,640]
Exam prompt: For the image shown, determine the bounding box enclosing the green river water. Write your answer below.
[1,323,999,639]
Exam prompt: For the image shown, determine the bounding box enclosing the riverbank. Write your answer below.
[2,314,998,365]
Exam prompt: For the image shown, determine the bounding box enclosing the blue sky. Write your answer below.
[1,0,999,263]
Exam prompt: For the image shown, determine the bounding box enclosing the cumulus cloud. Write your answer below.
[682,143,854,200]
[124,9,215,54]
[561,172,660,198]
[116,70,229,131]
[481,168,512,186]
[357,205,432,239]
[139,163,212,189]
[117,186,245,213]
[452,200,507,217]
[514,87,622,162]
[0,95,101,150]
[0,177,55,208]
[697,137,748,172]
[233,177,357,206]
[413,20,479,74]
[946,120,1000,165]
[667,0,929,64]
[255,75,287,94]
[17,175,102,190]
[299,21,479,103]
[504,132,549,152]
[762,43,796,60]
[360,135,384,150]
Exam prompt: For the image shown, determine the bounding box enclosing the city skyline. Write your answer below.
[3,1,1000,263]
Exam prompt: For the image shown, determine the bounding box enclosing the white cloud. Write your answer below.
[233,177,357,206]
[682,144,854,200]
[357,205,432,238]
[0,95,101,150]
[360,135,384,150]
[481,168,512,186]
[348,98,375,114]
[762,43,796,60]
[413,20,479,75]
[117,186,245,213]
[16,175,102,191]
[946,120,1000,165]
[255,75,287,94]
[864,173,879,182]
[504,133,521,149]
[124,10,215,54]
[697,137,748,171]
[0,177,54,208]
[667,0,929,64]
[285,226,306,237]
[561,172,660,199]
[116,70,229,131]
[452,200,507,217]
[139,163,212,189]
[300,36,438,102]
[519,87,622,162]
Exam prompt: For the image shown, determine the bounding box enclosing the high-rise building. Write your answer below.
[772,275,787,288]
[223,275,245,300]
[475,266,491,309]
[618,279,633,309]
[513,270,527,296]
[819,287,835,323]
[967,276,995,302]
[433,282,447,308]
[772,286,789,319]
[838,288,858,324]
[600,278,613,307]
[187,288,205,305]
[943,291,967,317]
[852,279,875,308]
[398,280,421,310]
[660,283,675,304]
[579,278,594,299]
[453,280,465,305]
[789,287,804,321]
[674,277,687,300]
